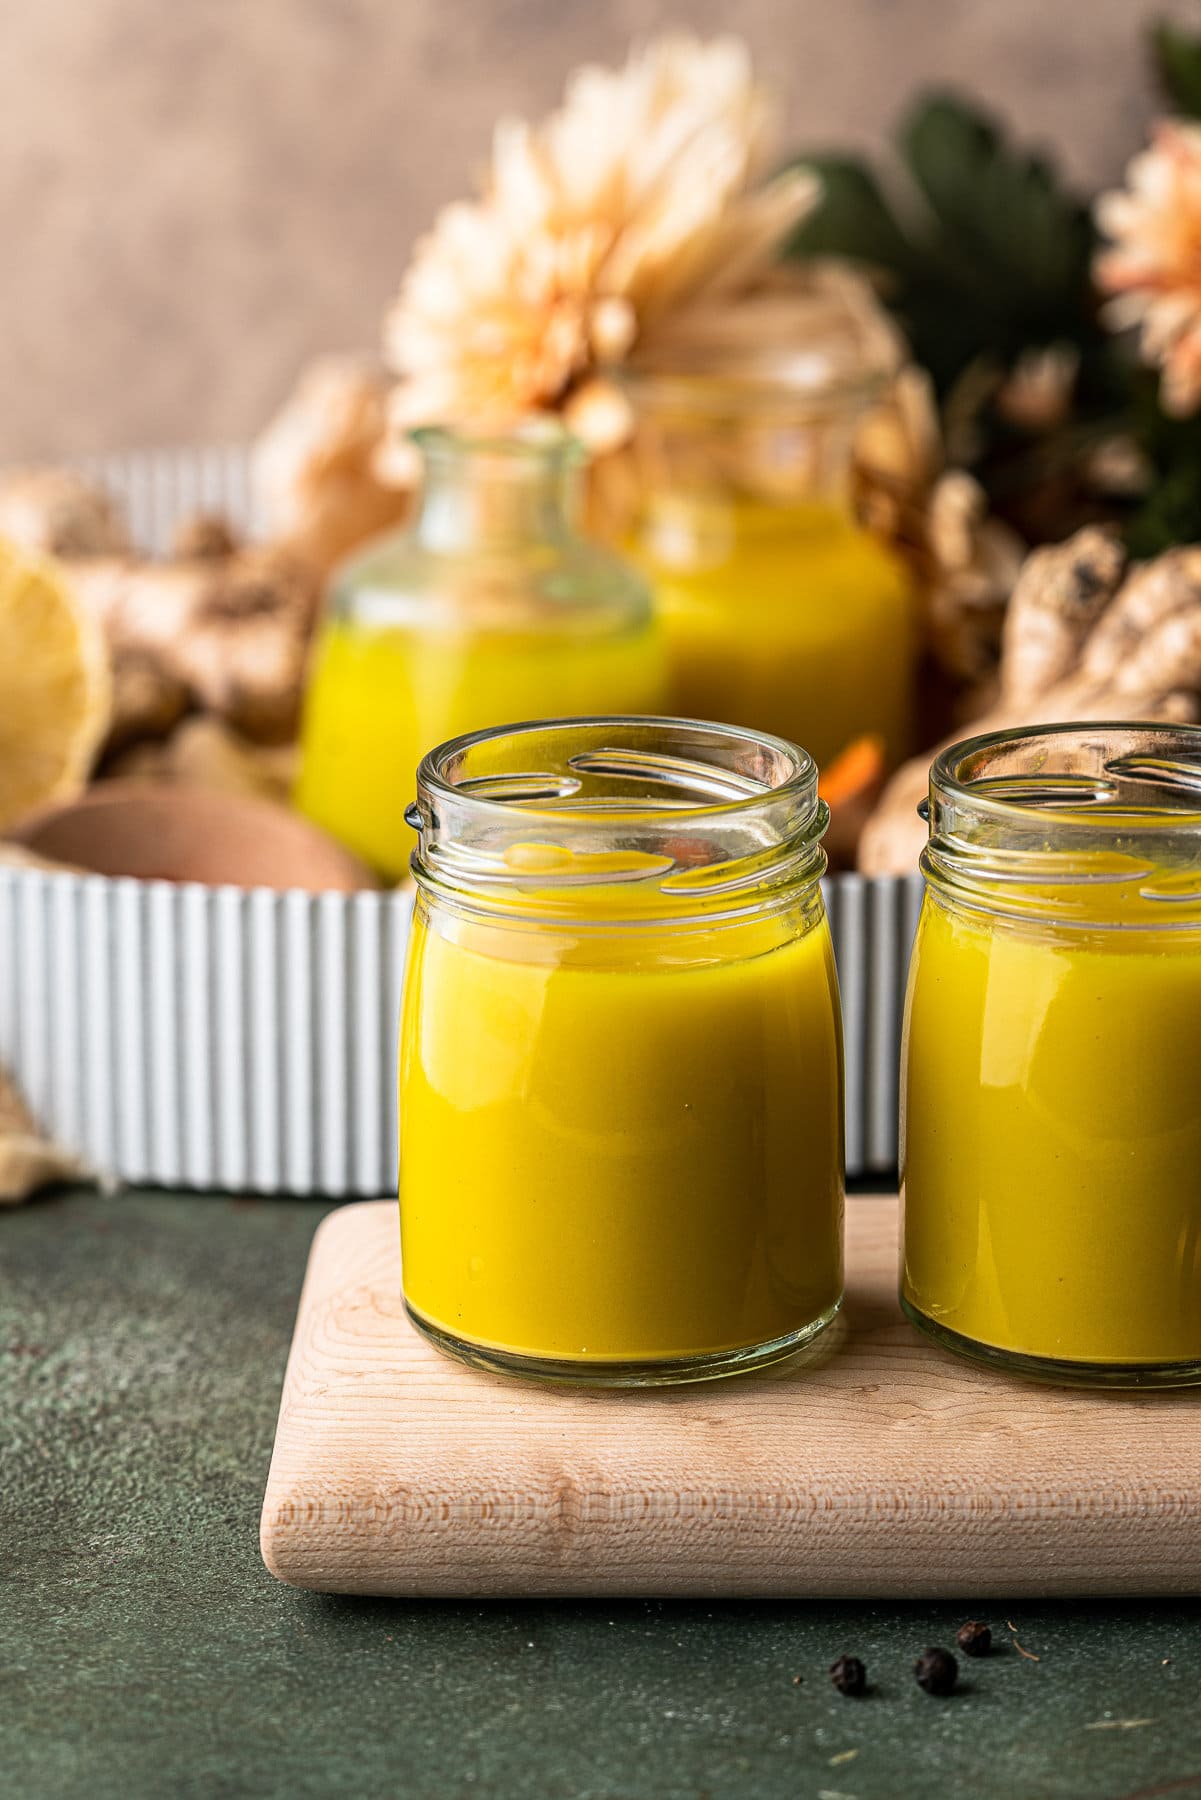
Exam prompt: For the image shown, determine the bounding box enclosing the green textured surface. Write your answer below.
[3,1187,1201,1800]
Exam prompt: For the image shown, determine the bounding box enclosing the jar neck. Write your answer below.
[410,428,582,553]
[923,723,1201,930]
[406,717,829,928]
[626,376,869,519]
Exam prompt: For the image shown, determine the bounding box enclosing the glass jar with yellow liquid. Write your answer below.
[295,426,665,879]
[400,715,845,1385]
[903,722,1201,1387]
[623,358,914,772]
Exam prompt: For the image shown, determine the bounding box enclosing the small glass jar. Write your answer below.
[295,426,665,880]
[399,715,845,1385]
[902,721,1201,1387]
[622,357,914,772]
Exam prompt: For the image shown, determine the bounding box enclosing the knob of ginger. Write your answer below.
[858,526,1201,876]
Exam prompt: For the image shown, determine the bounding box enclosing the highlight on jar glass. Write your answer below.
[294,424,666,881]
[901,721,1201,1388]
[621,334,915,775]
[398,716,846,1386]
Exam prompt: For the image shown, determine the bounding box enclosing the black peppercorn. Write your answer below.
[829,1654,867,1697]
[914,1646,958,1696]
[956,1619,992,1658]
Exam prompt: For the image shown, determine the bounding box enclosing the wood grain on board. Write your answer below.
[260,1197,1201,1598]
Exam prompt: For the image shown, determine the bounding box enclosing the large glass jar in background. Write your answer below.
[295,425,665,880]
[622,357,914,773]
[400,716,845,1386]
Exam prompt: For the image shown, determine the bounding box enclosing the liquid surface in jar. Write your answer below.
[295,617,666,881]
[632,497,914,771]
[399,891,844,1363]
[902,876,1201,1367]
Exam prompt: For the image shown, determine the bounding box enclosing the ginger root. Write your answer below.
[67,544,319,747]
[0,468,130,558]
[172,512,238,561]
[0,466,321,759]
[105,650,191,756]
[859,526,1201,875]
[0,1067,83,1202]
[104,715,296,804]
[251,354,410,576]
[854,368,1025,696]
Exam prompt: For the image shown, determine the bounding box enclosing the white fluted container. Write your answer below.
[0,448,923,1194]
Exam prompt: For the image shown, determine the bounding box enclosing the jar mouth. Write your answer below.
[930,722,1201,828]
[925,721,1201,930]
[408,715,828,920]
[619,361,886,421]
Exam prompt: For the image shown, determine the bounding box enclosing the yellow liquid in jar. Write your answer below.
[295,618,666,880]
[399,894,844,1366]
[902,883,1201,1370]
[633,498,914,770]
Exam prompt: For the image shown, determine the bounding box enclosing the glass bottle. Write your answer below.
[295,426,665,880]
[622,358,914,773]
[399,714,845,1385]
[902,721,1201,1386]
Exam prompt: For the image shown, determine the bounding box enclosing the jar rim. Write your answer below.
[415,714,818,824]
[408,715,828,920]
[930,720,1201,830]
[619,359,886,419]
[924,721,1201,931]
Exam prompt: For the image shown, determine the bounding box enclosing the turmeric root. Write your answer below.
[858,526,1201,875]
[819,736,887,871]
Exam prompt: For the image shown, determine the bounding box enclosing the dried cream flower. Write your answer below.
[995,343,1079,433]
[1096,120,1201,417]
[384,34,819,449]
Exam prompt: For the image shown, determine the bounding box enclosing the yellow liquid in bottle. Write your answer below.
[399,892,844,1366]
[634,498,914,769]
[902,878,1201,1371]
[295,618,666,881]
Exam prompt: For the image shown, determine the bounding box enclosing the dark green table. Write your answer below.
[3,1188,1200,1800]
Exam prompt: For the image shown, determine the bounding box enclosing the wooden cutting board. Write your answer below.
[260,1197,1201,1598]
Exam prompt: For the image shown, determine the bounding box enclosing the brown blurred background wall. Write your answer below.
[0,0,1188,461]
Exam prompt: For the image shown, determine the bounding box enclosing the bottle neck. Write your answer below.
[410,433,580,554]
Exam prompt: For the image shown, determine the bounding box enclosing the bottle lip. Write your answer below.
[408,715,828,919]
[409,420,586,467]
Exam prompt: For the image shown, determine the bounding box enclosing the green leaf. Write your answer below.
[1120,381,1201,555]
[784,90,1097,398]
[897,92,1093,336]
[1152,21,1201,118]
[784,156,912,275]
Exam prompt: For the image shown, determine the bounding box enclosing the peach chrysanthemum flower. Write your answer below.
[1096,120,1201,417]
[382,34,820,455]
